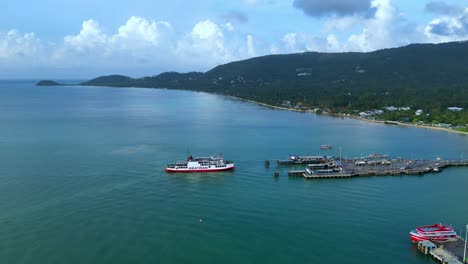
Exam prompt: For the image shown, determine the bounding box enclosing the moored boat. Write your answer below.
[409,223,457,243]
[166,154,234,173]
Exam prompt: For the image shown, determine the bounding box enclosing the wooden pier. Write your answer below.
[288,170,353,179]
[416,238,466,264]
[288,170,307,177]
[433,238,467,264]
[303,173,353,179]
[284,158,468,180]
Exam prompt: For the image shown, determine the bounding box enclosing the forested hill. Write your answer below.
[42,41,468,122]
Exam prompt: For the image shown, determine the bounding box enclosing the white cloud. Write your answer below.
[425,8,468,43]
[63,16,172,52]
[277,0,427,54]
[325,15,363,31]
[64,20,107,50]
[175,20,235,68]
[0,29,42,59]
[191,20,223,40]
[50,17,257,74]
[112,16,170,46]
[345,0,397,51]
[281,32,327,52]
[247,34,256,57]
[4,3,468,78]
[326,34,341,51]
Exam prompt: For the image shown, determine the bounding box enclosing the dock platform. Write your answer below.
[288,170,307,177]
[285,158,468,180]
[303,173,353,179]
[415,238,466,264]
[434,238,467,263]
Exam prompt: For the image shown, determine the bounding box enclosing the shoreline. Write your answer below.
[224,95,468,136]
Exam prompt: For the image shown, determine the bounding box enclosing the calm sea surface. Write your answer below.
[0,80,467,264]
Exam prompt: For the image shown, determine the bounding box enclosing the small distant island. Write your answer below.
[38,41,468,134]
[36,80,63,86]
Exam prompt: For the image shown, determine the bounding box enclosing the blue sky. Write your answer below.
[1,0,467,78]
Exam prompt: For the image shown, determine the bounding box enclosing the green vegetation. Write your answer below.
[376,109,468,127]
[39,41,468,127]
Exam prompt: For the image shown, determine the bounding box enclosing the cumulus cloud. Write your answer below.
[424,1,468,43]
[64,20,106,50]
[280,32,343,53]
[341,0,422,52]
[175,20,235,68]
[282,33,325,52]
[424,2,468,42]
[293,0,376,18]
[280,0,427,53]
[112,16,170,46]
[0,30,42,59]
[425,1,464,16]
[247,34,256,57]
[3,2,468,78]
[345,0,396,51]
[63,16,172,52]
[324,15,363,31]
[0,16,262,78]
[425,9,468,41]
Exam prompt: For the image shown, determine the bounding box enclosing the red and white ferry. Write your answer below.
[409,223,457,243]
[165,154,235,173]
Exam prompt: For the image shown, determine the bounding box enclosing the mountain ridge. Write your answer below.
[38,41,468,125]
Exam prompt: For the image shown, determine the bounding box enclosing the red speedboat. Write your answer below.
[409,223,457,243]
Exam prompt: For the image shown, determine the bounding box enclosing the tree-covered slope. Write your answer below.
[40,41,468,124]
[78,41,468,109]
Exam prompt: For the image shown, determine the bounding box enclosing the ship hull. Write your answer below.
[165,165,235,173]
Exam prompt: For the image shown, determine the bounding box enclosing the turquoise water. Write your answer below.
[0,80,467,264]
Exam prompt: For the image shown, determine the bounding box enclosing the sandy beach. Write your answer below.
[225,95,468,136]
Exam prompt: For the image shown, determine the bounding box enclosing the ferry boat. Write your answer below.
[320,145,332,150]
[165,155,234,173]
[409,223,457,243]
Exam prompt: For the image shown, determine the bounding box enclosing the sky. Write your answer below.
[1,0,467,78]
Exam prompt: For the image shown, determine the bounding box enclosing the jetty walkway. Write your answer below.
[284,159,468,180]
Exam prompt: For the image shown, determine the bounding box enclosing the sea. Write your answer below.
[0,80,467,264]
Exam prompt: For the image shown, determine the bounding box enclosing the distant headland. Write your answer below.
[36,80,63,86]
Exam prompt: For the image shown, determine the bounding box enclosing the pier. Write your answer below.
[415,237,466,264]
[433,238,467,264]
[278,155,332,165]
[281,157,468,180]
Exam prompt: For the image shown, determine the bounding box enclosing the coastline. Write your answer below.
[224,95,468,136]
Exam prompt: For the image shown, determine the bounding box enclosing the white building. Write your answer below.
[447,107,463,112]
[415,109,423,116]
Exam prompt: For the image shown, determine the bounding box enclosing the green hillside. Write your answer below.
[40,41,468,126]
